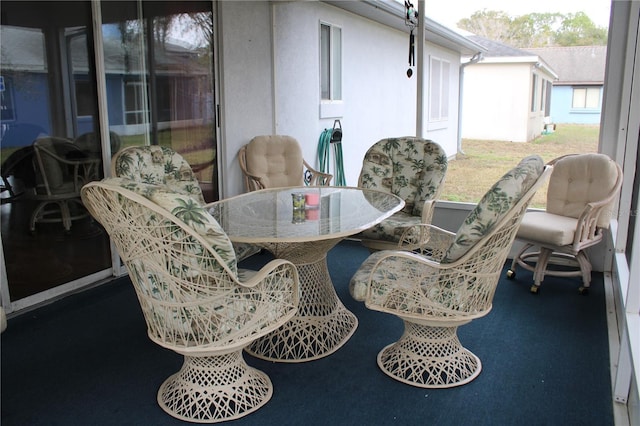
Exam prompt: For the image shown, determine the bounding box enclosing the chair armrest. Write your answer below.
[185,258,299,350]
[357,249,490,320]
[420,199,436,224]
[572,197,616,250]
[303,159,333,186]
[243,172,268,191]
[397,224,455,260]
[238,145,267,191]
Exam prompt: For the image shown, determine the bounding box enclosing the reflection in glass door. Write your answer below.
[101,0,218,201]
[0,1,111,304]
[0,0,219,311]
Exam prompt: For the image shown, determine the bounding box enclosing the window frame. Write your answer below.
[428,56,450,122]
[571,86,601,110]
[319,21,342,102]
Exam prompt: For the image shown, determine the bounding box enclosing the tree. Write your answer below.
[457,10,608,47]
[555,12,608,46]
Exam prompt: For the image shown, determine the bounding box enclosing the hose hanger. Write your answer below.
[330,119,342,143]
[405,1,418,78]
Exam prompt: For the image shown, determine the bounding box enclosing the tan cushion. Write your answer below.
[245,135,304,188]
[517,211,578,246]
[547,153,619,228]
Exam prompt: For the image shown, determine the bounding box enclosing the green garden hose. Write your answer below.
[317,128,346,186]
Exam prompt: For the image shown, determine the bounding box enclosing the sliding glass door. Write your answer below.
[0,0,218,311]
[101,1,218,201]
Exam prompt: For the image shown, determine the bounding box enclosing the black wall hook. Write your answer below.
[330,119,342,143]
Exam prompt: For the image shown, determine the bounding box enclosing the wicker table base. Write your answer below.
[245,239,358,362]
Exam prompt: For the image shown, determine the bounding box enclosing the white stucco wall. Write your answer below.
[462,62,532,142]
[217,1,465,195]
[217,1,275,197]
[274,1,420,187]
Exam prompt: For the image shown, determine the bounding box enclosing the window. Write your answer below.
[544,79,552,116]
[320,23,342,101]
[0,76,16,121]
[429,57,449,121]
[572,87,600,109]
[531,74,539,112]
[74,79,94,117]
[124,81,148,125]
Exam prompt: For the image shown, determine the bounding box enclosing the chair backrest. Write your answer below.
[33,137,86,195]
[240,135,305,189]
[81,178,243,348]
[75,131,122,155]
[111,145,205,204]
[442,155,548,263]
[358,137,447,218]
[546,153,622,228]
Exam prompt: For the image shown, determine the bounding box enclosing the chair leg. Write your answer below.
[377,320,481,388]
[530,247,553,294]
[575,251,593,294]
[157,350,273,423]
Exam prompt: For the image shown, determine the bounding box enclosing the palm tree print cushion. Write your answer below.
[441,155,544,263]
[108,178,237,275]
[113,145,205,205]
[358,137,447,243]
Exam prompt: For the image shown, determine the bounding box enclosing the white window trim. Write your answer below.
[319,21,342,103]
[428,56,450,123]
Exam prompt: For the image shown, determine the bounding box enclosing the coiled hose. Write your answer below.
[317,128,346,186]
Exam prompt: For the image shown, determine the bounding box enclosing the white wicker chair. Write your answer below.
[81,179,299,423]
[350,156,551,388]
[507,153,623,294]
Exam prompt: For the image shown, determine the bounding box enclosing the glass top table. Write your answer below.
[208,186,404,362]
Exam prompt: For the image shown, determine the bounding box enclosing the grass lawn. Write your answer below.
[441,124,600,208]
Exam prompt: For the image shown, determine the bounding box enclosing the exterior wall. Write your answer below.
[549,85,603,124]
[272,2,461,187]
[1,73,51,146]
[217,1,275,197]
[462,62,532,142]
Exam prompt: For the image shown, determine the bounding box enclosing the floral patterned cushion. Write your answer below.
[358,137,447,244]
[108,178,237,275]
[112,145,205,205]
[359,137,447,217]
[349,250,388,301]
[357,212,422,243]
[441,155,544,263]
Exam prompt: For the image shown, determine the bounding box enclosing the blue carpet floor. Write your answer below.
[1,240,613,425]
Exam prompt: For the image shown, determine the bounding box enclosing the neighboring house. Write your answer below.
[526,46,606,125]
[461,35,558,142]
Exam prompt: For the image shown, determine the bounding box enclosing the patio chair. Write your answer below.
[238,135,333,191]
[74,131,122,156]
[350,155,550,388]
[112,145,258,260]
[356,137,447,251]
[507,153,623,294]
[29,137,101,232]
[81,178,299,423]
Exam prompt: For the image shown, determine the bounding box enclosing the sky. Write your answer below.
[422,0,612,29]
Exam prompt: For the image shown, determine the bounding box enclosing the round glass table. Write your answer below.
[208,186,404,362]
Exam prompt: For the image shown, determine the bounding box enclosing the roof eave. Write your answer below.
[322,0,486,55]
